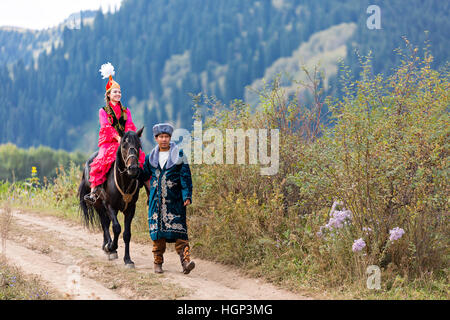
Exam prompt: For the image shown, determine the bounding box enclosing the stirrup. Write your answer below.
[84,192,99,205]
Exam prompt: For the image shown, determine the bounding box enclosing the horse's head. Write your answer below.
[119,127,144,178]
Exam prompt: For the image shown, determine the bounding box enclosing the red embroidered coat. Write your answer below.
[89,102,145,188]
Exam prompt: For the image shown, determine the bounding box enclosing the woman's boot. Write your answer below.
[84,187,100,205]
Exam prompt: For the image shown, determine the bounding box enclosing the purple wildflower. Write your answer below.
[389,227,405,241]
[324,209,352,231]
[316,226,325,237]
[318,203,353,237]
[352,238,366,252]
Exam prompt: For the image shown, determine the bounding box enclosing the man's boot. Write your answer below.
[152,239,166,274]
[179,245,195,274]
[154,263,163,274]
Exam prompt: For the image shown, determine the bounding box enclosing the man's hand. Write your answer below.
[183,199,191,206]
[144,180,150,199]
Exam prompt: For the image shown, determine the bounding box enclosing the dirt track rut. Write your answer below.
[1,209,312,300]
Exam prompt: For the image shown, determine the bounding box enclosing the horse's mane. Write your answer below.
[123,131,142,149]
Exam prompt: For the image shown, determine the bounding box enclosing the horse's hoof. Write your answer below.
[108,252,118,260]
[103,243,113,253]
[125,263,135,269]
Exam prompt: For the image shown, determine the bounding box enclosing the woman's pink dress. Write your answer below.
[89,102,146,188]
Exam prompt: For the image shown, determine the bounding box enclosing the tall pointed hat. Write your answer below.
[99,62,120,92]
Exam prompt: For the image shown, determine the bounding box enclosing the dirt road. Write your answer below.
[1,209,312,300]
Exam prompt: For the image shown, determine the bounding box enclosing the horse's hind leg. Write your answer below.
[98,207,117,260]
[98,209,111,249]
[106,204,121,256]
[123,206,136,268]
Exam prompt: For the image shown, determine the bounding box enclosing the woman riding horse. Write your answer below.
[84,62,145,204]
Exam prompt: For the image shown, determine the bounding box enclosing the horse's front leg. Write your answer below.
[123,204,136,268]
[106,204,121,256]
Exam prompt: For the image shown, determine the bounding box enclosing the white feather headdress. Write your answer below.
[99,62,115,79]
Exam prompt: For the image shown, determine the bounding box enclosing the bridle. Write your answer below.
[114,142,140,212]
[118,145,139,174]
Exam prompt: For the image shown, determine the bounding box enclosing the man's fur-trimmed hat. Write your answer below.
[153,123,174,137]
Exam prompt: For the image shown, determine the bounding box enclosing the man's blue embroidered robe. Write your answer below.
[141,141,192,242]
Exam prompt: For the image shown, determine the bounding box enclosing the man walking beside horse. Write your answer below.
[140,123,196,275]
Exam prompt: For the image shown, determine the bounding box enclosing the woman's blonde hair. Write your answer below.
[104,91,111,105]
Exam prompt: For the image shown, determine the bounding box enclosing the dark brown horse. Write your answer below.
[78,128,146,267]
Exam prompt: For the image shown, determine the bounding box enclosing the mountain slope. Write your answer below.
[0,0,448,151]
[245,22,357,106]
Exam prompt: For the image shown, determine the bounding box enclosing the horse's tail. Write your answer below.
[77,161,99,229]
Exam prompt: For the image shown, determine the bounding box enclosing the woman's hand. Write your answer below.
[183,199,191,206]
[116,136,121,144]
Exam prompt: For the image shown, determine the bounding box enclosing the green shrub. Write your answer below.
[0,144,86,182]
[292,45,449,283]
[189,44,449,297]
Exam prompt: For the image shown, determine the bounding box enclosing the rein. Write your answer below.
[114,146,139,212]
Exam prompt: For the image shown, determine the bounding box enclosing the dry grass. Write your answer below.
[4,212,186,300]
[1,200,14,256]
[0,256,64,300]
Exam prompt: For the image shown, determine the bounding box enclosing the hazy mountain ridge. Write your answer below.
[0,10,96,68]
